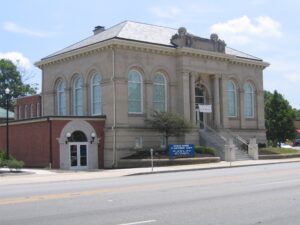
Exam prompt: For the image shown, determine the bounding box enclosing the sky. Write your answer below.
[0,0,299,108]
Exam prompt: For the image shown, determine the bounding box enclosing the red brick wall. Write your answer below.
[0,119,50,167]
[0,118,105,169]
[16,95,41,119]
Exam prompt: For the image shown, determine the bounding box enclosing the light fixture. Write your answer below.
[65,132,71,144]
[90,132,96,144]
[5,87,10,160]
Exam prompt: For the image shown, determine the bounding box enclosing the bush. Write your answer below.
[195,145,215,156]
[6,159,24,171]
[0,150,6,161]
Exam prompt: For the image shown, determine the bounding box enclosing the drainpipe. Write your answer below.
[48,117,52,169]
[111,46,117,168]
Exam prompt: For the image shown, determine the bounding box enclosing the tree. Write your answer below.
[146,111,194,148]
[265,90,296,146]
[0,59,37,111]
[294,109,300,121]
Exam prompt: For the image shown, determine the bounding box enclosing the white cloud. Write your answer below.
[0,52,31,69]
[3,21,51,37]
[210,15,282,45]
[150,6,182,19]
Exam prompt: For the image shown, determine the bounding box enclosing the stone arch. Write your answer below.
[58,120,99,170]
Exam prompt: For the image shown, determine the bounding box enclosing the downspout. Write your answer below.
[48,117,52,169]
[112,46,117,168]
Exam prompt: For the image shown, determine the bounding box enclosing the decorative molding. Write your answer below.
[35,39,269,70]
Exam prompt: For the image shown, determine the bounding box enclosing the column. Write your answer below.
[190,73,196,123]
[182,71,191,121]
[213,75,221,128]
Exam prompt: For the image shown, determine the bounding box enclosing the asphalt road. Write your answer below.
[1,162,300,225]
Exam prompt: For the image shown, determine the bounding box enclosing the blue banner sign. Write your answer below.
[169,144,195,158]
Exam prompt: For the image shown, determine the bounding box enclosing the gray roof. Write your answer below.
[0,107,14,118]
[44,20,261,61]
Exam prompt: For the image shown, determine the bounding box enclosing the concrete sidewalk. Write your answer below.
[1,158,300,186]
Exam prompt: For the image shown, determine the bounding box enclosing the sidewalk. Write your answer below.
[1,158,300,185]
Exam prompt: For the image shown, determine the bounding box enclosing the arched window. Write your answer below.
[57,80,66,116]
[153,73,167,112]
[24,105,28,119]
[227,80,237,117]
[73,76,83,116]
[37,102,40,117]
[30,104,34,118]
[91,73,102,115]
[244,82,254,118]
[128,70,142,113]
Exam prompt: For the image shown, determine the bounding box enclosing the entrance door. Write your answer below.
[70,143,88,169]
[195,85,206,129]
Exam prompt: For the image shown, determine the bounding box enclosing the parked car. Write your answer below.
[293,139,300,146]
[280,143,292,148]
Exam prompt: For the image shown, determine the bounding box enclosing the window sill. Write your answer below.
[128,113,145,117]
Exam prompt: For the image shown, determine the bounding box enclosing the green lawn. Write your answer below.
[259,147,300,155]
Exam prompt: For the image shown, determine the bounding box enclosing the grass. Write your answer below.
[259,147,300,155]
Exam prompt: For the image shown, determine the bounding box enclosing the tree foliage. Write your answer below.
[294,109,300,121]
[265,90,296,146]
[0,59,37,111]
[146,111,194,147]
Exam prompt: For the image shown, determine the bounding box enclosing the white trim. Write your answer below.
[153,73,167,112]
[227,80,238,118]
[91,73,102,116]
[244,82,255,118]
[69,142,88,170]
[128,70,143,114]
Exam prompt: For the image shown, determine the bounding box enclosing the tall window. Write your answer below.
[30,104,34,118]
[244,82,254,118]
[153,73,166,112]
[73,76,83,116]
[91,73,102,115]
[128,70,142,113]
[24,105,28,119]
[227,80,237,117]
[57,80,66,116]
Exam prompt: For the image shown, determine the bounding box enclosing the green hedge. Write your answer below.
[195,145,215,156]
[0,150,24,171]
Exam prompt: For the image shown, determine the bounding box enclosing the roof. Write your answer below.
[0,107,14,118]
[43,20,262,61]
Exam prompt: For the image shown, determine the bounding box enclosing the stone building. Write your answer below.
[0,21,269,169]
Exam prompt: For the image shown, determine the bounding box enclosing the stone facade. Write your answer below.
[34,21,269,168]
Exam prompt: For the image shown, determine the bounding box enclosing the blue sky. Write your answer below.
[1,0,299,108]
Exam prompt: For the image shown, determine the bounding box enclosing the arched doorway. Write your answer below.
[59,120,99,170]
[195,84,208,129]
[69,131,88,169]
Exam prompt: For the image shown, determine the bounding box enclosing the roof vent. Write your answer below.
[93,26,105,35]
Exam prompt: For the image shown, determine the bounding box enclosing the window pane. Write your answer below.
[92,74,102,115]
[153,74,166,112]
[57,81,66,116]
[74,77,83,116]
[244,83,254,118]
[227,81,237,117]
[128,71,142,113]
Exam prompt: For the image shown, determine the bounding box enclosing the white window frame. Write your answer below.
[91,73,102,116]
[30,104,34,118]
[128,70,143,114]
[134,137,143,149]
[57,80,66,116]
[73,76,83,116]
[227,80,238,118]
[24,105,28,119]
[153,73,167,112]
[244,82,255,119]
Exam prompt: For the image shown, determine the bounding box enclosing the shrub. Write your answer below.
[195,145,215,156]
[0,150,6,161]
[6,159,24,171]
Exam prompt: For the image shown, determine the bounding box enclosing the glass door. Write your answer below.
[70,143,88,169]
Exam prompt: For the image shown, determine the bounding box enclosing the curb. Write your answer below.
[126,159,300,176]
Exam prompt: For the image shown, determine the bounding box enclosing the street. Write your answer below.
[1,162,300,225]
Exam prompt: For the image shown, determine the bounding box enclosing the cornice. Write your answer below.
[35,38,269,70]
